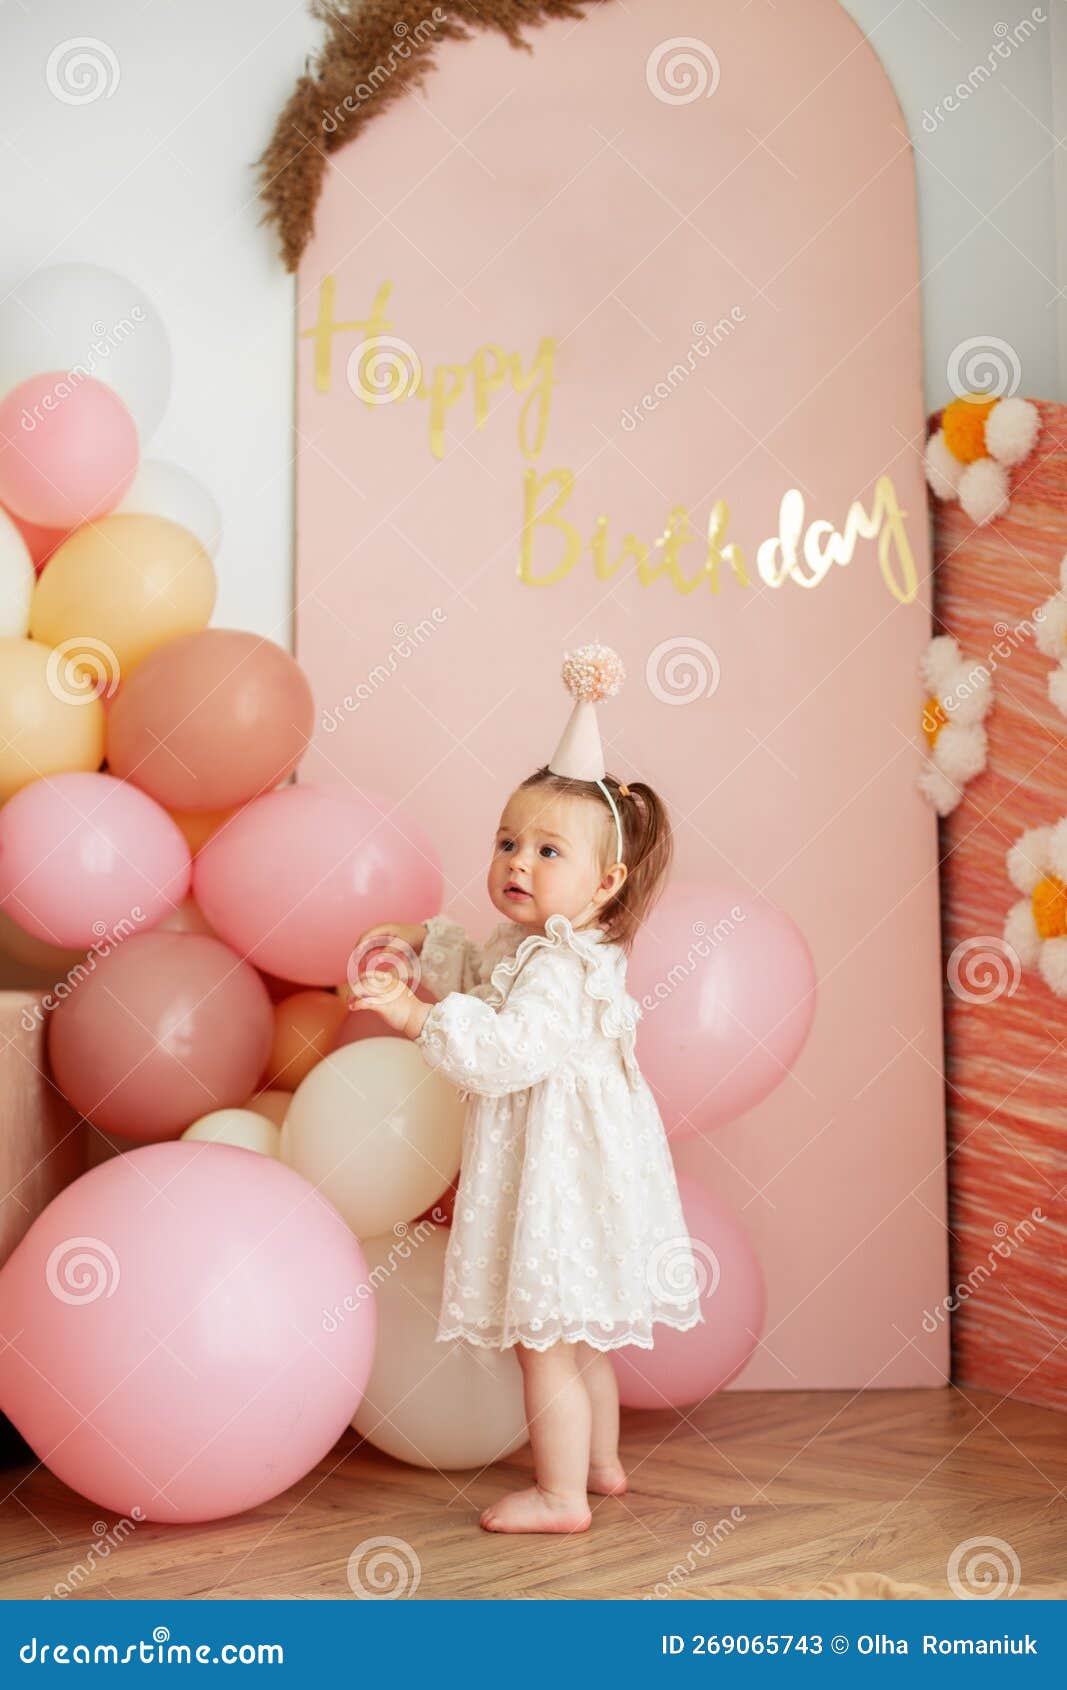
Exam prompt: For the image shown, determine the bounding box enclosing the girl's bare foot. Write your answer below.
[479,1485,592,1534]
[587,1461,628,1496]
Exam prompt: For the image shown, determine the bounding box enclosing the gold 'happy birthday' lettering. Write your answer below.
[301,276,555,461]
[519,470,917,603]
[304,276,919,605]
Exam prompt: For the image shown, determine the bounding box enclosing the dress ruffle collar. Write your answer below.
[486,912,642,1085]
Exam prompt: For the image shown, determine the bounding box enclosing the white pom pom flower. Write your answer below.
[1031,549,1067,718]
[985,396,1040,467]
[918,635,991,816]
[1003,821,1067,996]
[958,457,1010,525]
[924,428,964,501]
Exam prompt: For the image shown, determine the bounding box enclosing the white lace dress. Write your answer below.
[414,910,705,1352]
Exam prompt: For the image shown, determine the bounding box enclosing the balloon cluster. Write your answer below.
[0,266,817,1524]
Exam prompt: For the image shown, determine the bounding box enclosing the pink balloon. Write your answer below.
[3,507,68,571]
[194,783,443,986]
[611,1174,765,1410]
[0,771,191,947]
[0,1143,376,1522]
[0,373,138,527]
[629,882,816,1138]
[49,931,273,1139]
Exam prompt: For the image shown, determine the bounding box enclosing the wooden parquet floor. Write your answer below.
[2,1387,1065,1600]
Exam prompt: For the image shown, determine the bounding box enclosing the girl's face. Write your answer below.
[488,786,623,933]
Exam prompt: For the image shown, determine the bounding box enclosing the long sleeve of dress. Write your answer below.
[415,946,587,1098]
[418,914,490,1000]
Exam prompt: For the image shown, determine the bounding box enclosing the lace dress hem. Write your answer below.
[435,1307,705,1354]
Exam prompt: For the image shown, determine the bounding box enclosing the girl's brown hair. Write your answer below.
[517,766,673,951]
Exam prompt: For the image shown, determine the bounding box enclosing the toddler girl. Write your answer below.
[348,645,703,1534]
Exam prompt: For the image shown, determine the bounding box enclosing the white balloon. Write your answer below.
[182,1108,281,1157]
[281,1039,463,1238]
[116,459,222,557]
[0,264,171,442]
[0,507,34,636]
[352,1226,527,1469]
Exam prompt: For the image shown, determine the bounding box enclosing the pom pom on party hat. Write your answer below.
[548,644,625,781]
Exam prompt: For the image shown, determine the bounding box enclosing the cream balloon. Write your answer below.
[245,1090,291,1129]
[0,263,172,442]
[116,459,221,556]
[182,1109,280,1157]
[0,507,34,636]
[351,1226,527,1470]
[281,1039,463,1238]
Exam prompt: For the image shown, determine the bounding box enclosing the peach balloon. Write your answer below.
[0,637,105,801]
[0,771,190,948]
[0,505,33,636]
[265,989,346,1090]
[0,1143,376,1522]
[351,1226,526,1470]
[245,1089,291,1129]
[169,806,237,854]
[628,882,817,1139]
[48,931,273,1139]
[611,1175,765,1411]
[30,513,216,678]
[0,373,138,528]
[281,1039,464,1238]
[107,629,314,812]
[194,783,442,985]
[182,1108,280,1157]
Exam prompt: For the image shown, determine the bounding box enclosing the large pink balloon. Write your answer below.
[106,628,314,811]
[49,931,273,1138]
[194,783,442,986]
[0,373,138,527]
[0,771,191,947]
[611,1174,765,1410]
[0,1143,375,1522]
[629,882,816,1137]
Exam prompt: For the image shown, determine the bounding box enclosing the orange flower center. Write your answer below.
[1032,875,1067,940]
[942,393,997,463]
[921,695,947,747]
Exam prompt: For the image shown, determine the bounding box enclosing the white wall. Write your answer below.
[2,0,1062,651]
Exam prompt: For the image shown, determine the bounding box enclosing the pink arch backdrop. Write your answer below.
[294,0,948,1389]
